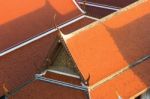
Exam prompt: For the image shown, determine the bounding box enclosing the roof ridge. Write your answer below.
[59,33,87,84]
[63,0,147,41]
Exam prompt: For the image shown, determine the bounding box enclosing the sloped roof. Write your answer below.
[63,0,150,85]
[0,32,58,96]
[90,59,150,99]
[1,0,150,98]
[44,71,81,85]
[0,0,82,53]
[10,80,87,99]
[0,17,94,96]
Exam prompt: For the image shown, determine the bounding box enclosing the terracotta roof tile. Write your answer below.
[64,0,150,85]
[0,17,94,96]
[44,72,81,85]
[90,59,150,99]
[10,80,87,99]
[0,33,57,96]
[0,0,82,52]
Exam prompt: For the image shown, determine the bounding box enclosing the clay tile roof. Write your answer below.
[0,16,95,96]
[90,59,150,99]
[0,6,94,96]
[0,0,82,52]
[64,0,150,85]
[0,33,58,96]
[44,71,81,85]
[10,80,87,99]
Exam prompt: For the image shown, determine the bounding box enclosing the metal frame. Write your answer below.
[35,75,88,91]
[78,1,120,11]
[47,69,80,79]
[0,15,85,56]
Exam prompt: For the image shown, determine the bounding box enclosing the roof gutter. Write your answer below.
[78,1,120,11]
[35,74,88,91]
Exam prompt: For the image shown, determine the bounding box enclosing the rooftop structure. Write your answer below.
[0,0,150,99]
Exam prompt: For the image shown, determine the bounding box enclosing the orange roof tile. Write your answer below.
[0,33,57,96]
[90,59,150,99]
[10,80,87,99]
[0,0,82,52]
[64,0,150,85]
[0,17,94,96]
[44,72,81,85]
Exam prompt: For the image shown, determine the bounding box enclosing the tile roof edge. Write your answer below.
[36,76,88,91]
[63,0,147,41]
[0,14,84,57]
[129,88,149,99]
[46,69,81,79]
[9,73,89,98]
[8,78,35,97]
[89,55,150,91]
[57,31,87,84]
[72,0,86,14]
